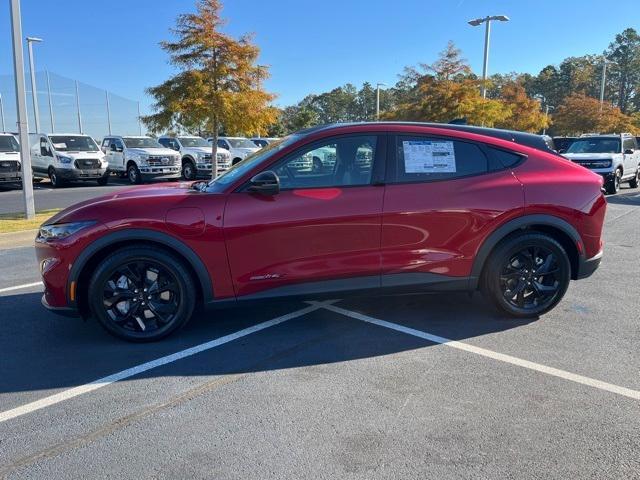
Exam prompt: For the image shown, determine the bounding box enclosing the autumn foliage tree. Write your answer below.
[552,93,638,135]
[495,82,549,132]
[143,0,276,177]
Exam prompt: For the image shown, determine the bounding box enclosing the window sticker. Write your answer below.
[403,140,456,173]
[53,143,67,149]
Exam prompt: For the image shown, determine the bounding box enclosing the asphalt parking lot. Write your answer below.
[0,189,639,479]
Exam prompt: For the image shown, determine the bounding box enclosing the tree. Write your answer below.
[552,93,638,135]
[495,82,549,133]
[384,42,510,126]
[605,28,640,113]
[143,0,277,177]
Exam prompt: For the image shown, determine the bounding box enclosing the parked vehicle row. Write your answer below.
[157,135,232,180]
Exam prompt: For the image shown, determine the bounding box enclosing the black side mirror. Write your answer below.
[624,148,634,154]
[248,171,280,196]
[558,149,566,154]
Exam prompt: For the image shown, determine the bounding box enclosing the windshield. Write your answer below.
[122,137,163,148]
[49,136,98,152]
[178,137,209,148]
[206,136,298,192]
[0,135,19,152]
[228,138,258,149]
[566,138,621,154]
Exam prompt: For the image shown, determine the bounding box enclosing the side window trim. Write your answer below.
[388,134,526,185]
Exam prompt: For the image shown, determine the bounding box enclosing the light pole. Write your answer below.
[10,0,36,219]
[376,83,386,121]
[26,36,43,133]
[468,15,509,98]
[542,105,554,136]
[0,94,5,132]
[599,58,609,112]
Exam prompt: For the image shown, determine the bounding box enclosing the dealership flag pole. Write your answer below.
[75,80,83,134]
[10,0,36,219]
[105,90,112,135]
[0,94,5,132]
[46,69,54,131]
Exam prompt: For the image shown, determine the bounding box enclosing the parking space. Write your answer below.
[0,191,639,478]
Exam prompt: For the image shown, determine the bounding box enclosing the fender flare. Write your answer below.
[469,214,583,288]
[181,155,196,165]
[68,228,214,305]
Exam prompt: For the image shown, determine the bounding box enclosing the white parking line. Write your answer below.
[0,281,43,294]
[316,303,640,401]
[0,301,333,424]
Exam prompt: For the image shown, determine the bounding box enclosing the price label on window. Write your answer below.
[402,140,456,173]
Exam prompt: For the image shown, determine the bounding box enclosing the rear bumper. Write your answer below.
[576,249,603,279]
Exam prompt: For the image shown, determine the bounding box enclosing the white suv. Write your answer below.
[157,135,231,180]
[208,136,259,165]
[0,133,22,186]
[101,136,181,184]
[562,133,640,194]
[29,133,108,188]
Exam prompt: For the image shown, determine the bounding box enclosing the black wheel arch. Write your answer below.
[70,229,214,316]
[470,214,583,289]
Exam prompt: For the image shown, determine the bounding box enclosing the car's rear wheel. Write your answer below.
[182,160,196,180]
[629,168,639,189]
[88,246,196,342]
[482,233,571,318]
[127,164,142,184]
[605,169,622,194]
[48,167,65,188]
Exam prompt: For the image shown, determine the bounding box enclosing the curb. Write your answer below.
[0,229,38,250]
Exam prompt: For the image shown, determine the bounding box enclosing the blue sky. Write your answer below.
[0,0,638,117]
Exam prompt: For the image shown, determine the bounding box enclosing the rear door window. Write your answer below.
[392,136,489,183]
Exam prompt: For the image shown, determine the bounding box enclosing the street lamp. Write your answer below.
[599,57,610,112]
[26,36,43,133]
[376,83,386,121]
[467,15,509,98]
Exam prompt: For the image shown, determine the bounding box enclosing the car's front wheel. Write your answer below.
[88,246,196,342]
[605,169,622,194]
[127,164,142,184]
[482,233,571,318]
[48,167,65,188]
[629,168,639,189]
[182,160,196,180]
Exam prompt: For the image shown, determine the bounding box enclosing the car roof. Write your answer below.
[297,122,556,152]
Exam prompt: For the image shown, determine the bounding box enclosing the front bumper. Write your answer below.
[576,249,603,279]
[195,163,231,177]
[57,168,108,181]
[0,172,22,183]
[139,166,181,180]
[41,294,79,317]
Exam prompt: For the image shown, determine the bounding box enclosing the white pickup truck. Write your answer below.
[0,133,22,186]
[157,135,231,180]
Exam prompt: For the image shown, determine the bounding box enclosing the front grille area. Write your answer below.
[74,158,101,170]
[148,155,178,166]
[572,159,610,169]
[0,161,20,173]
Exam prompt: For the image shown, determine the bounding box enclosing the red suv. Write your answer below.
[36,123,606,341]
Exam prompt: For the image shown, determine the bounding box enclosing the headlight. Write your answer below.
[56,155,73,164]
[37,221,96,241]
[133,154,149,166]
[195,152,204,161]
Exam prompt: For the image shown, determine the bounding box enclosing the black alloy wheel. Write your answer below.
[88,247,195,341]
[483,233,571,318]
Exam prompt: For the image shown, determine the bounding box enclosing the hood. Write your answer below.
[127,147,178,156]
[563,152,617,160]
[55,150,104,159]
[0,151,21,161]
[45,181,209,225]
[184,146,230,156]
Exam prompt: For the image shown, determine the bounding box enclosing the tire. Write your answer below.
[312,156,323,173]
[48,167,65,188]
[629,168,639,189]
[88,246,196,342]
[605,169,621,194]
[127,164,142,184]
[182,160,196,180]
[481,233,571,318]
[97,174,110,186]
